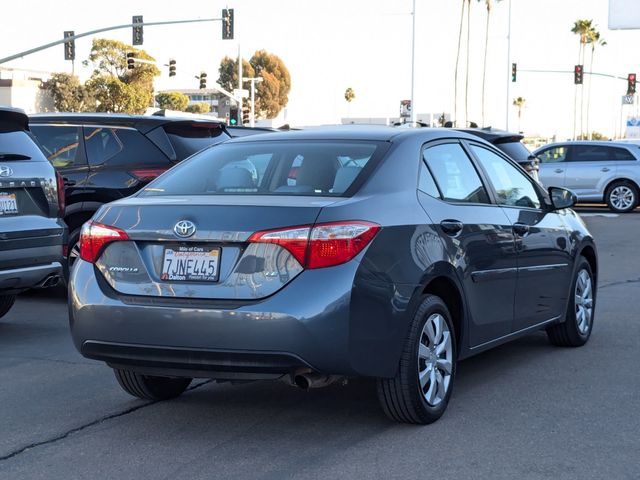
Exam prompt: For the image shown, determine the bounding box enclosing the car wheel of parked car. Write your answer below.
[547,257,595,347]
[113,368,192,401]
[605,181,638,213]
[377,294,456,424]
[0,295,16,319]
[63,228,82,283]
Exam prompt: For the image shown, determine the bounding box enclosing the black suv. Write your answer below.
[456,128,540,182]
[29,113,230,277]
[0,108,66,319]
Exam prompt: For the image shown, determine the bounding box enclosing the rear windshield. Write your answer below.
[163,122,229,160]
[140,140,381,197]
[0,131,47,161]
[495,141,533,162]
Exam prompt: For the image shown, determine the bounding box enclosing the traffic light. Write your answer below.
[511,63,517,82]
[63,31,75,61]
[168,59,176,77]
[132,16,143,45]
[229,106,238,125]
[222,9,234,40]
[242,106,250,125]
[628,73,636,95]
[199,72,207,89]
[574,65,583,85]
[126,52,135,70]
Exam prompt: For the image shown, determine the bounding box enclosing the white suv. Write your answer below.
[534,141,640,213]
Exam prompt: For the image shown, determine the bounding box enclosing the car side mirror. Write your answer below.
[548,187,576,210]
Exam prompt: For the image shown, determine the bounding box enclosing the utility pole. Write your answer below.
[238,44,243,126]
[243,76,263,127]
[505,0,512,131]
[410,0,417,124]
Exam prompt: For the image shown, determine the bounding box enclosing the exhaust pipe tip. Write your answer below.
[294,375,311,390]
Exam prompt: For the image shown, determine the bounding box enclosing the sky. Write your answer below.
[2,0,640,138]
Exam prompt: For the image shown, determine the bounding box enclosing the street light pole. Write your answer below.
[243,76,263,127]
[410,0,417,124]
[505,0,512,131]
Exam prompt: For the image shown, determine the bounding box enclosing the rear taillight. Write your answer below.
[249,221,380,269]
[55,172,65,217]
[130,168,167,181]
[79,221,129,263]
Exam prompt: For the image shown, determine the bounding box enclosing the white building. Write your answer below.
[0,68,53,113]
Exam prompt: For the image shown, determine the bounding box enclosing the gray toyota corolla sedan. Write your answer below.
[69,127,597,424]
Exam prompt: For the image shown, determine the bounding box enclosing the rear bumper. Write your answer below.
[69,258,414,379]
[0,261,63,293]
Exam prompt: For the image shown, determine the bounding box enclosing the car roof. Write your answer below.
[28,112,225,134]
[225,125,484,143]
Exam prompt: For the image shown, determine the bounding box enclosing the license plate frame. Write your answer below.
[160,245,221,282]
[0,192,18,216]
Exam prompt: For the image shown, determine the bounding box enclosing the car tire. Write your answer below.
[377,294,457,424]
[0,295,16,319]
[547,257,595,347]
[63,227,82,284]
[113,368,192,401]
[605,180,638,213]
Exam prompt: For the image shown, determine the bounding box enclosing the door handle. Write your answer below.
[63,177,76,187]
[601,167,610,172]
[440,220,463,235]
[513,223,530,236]
[554,168,564,174]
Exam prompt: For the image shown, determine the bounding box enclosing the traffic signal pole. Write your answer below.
[0,17,224,65]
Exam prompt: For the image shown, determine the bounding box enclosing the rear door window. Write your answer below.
[30,125,84,168]
[569,145,612,162]
[84,127,168,167]
[140,141,382,197]
[423,143,490,204]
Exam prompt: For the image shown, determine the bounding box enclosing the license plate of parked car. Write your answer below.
[0,193,18,215]
[161,245,220,282]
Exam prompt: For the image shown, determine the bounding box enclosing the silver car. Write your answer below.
[534,141,640,213]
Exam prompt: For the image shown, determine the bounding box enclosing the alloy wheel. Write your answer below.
[575,269,594,335]
[610,186,635,211]
[418,313,453,406]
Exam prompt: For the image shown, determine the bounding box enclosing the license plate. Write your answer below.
[0,193,18,215]
[161,245,220,282]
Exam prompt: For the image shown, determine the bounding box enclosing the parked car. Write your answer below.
[29,113,231,278]
[457,128,540,182]
[534,141,640,213]
[0,107,66,319]
[69,127,597,424]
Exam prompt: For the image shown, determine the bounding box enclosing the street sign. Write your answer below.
[400,100,411,118]
[233,89,249,98]
[622,95,635,105]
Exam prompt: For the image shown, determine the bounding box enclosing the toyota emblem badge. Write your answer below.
[174,220,196,238]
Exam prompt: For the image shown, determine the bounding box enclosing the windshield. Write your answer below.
[140,140,382,197]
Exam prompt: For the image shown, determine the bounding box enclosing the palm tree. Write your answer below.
[571,19,593,139]
[453,0,466,126]
[513,96,526,133]
[586,28,606,139]
[479,0,502,127]
[464,0,472,126]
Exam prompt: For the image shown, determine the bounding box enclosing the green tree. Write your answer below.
[344,87,355,103]
[218,51,291,120]
[186,102,211,114]
[84,38,160,114]
[42,72,94,112]
[86,75,151,114]
[217,56,255,93]
[155,91,189,111]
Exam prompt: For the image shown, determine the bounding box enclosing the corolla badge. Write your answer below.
[174,220,196,238]
[0,166,13,177]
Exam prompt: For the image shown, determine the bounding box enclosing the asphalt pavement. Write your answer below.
[0,208,638,480]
